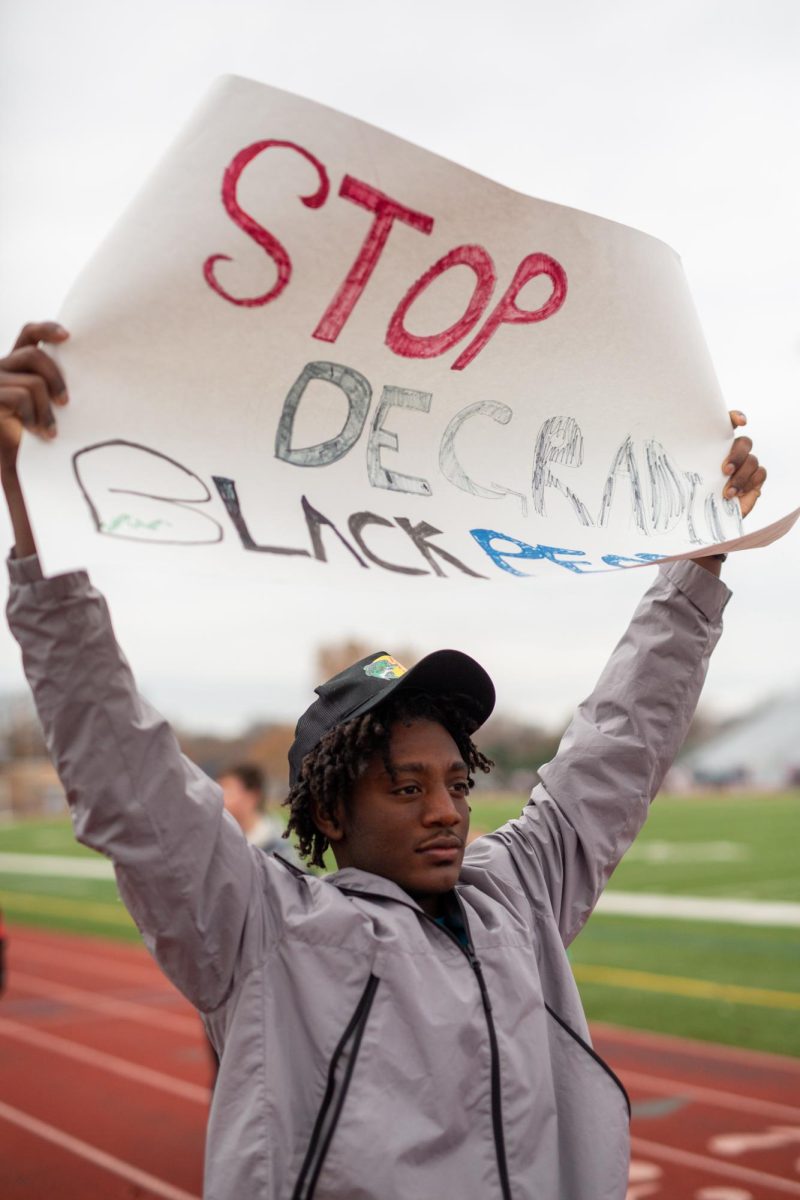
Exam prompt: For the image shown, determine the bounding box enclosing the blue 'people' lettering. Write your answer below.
[470,529,592,575]
[600,553,663,568]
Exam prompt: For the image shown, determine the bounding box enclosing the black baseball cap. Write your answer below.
[288,649,495,785]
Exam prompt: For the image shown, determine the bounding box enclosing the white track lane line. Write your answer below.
[11,940,171,987]
[0,1016,210,1104]
[624,1068,800,1122]
[592,1021,800,1072]
[596,891,800,926]
[631,1136,800,1196]
[0,1099,200,1200]
[11,972,200,1036]
[0,852,115,878]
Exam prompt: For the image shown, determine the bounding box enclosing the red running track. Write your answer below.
[1,924,799,1199]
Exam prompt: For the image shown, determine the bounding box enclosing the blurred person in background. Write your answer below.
[218,763,300,866]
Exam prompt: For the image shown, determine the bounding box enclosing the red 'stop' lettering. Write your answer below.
[312,176,434,343]
[204,140,329,308]
[451,253,568,370]
[385,244,496,360]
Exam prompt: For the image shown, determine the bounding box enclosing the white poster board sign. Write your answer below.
[21,76,798,585]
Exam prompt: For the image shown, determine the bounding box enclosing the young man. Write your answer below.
[1,322,766,1199]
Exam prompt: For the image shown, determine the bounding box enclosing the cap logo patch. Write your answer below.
[364,654,407,681]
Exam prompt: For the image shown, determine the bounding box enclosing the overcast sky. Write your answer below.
[0,0,798,735]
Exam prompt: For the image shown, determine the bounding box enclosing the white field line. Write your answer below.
[4,851,800,925]
[12,971,200,1037]
[0,1099,201,1200]
[631,1135,800,1196]
[0,852,115,878]
[624,1067,800,1122]
[592,1021,800,1073]
[0,1016,209,1104]
[597,891,800,927]
[12,939,174,989]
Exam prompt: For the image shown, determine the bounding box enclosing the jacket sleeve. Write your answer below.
[5,553,277,1011]
[463,560,731,946]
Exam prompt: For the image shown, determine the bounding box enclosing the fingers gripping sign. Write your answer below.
[722,410,767,519]
[0,322,70,470]
[1,321,71,559]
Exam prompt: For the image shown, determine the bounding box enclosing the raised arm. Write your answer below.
[465,413,766,945]
[1,324,280,1010]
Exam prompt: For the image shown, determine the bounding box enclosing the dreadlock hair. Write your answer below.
[283,690,494,869]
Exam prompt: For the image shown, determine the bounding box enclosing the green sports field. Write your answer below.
[2,791,798,1056]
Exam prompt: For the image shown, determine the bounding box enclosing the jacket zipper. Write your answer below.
[432,896,514,1200]
[336,886,514,1199]
[291,973,379,1200]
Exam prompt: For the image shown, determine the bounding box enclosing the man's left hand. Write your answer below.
[723,410,767,518]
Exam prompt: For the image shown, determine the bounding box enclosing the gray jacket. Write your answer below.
[7,557,730,1200]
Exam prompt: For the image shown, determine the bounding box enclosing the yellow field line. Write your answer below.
[573,962,800,1011]
[0,891,134,927]
[4,892,800,1013]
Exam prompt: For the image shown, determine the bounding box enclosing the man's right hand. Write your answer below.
[1,321,70,557]
[0,322,70,474]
